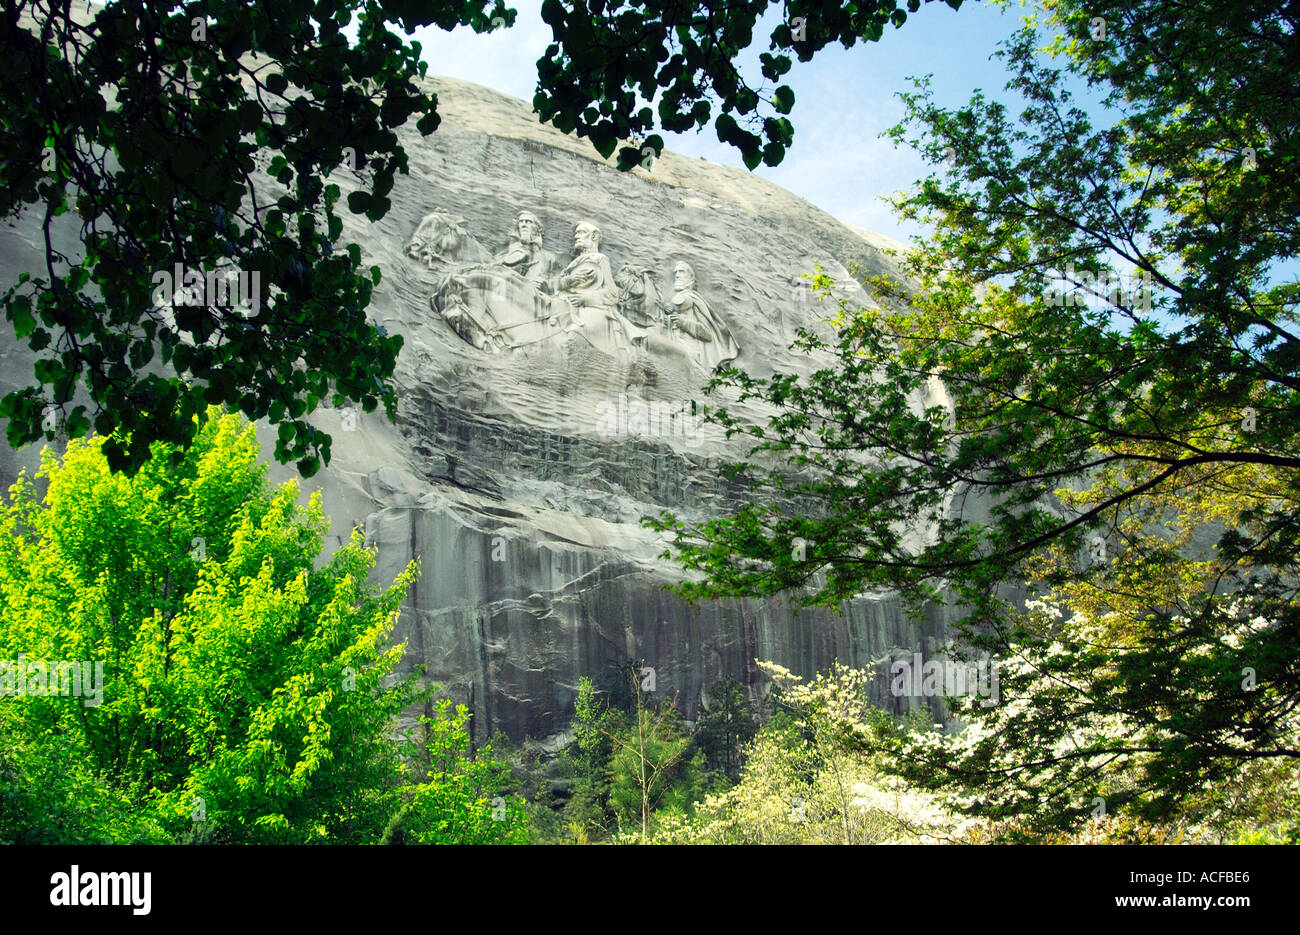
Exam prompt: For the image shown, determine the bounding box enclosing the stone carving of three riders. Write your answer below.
[427,210,737,368]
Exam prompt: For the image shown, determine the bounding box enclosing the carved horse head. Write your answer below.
[615,265,663,326]
[407,211,489,267]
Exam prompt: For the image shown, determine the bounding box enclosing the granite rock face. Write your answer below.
[0,74,962,744]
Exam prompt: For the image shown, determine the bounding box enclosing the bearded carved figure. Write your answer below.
[542,221,647,354]
[663,261,738,369]
[492,211,561,283]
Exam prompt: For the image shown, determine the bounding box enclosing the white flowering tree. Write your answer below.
[891,451,1300,839]
[652,662,967,845]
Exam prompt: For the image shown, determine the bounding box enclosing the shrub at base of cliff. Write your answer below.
[0,706,167,843]
[647,663,969,845]
[693,676,758,785]
[382,700,531,845]
[0,408,422,843]
[556,672,707,844]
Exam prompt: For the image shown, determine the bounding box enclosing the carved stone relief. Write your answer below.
[412,211,739,368]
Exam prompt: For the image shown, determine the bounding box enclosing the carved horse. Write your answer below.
[614,265,665,327]
[406,210,492,268]
[432,266,560,353]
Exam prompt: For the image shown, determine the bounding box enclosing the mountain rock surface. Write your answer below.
[0,73,961,744]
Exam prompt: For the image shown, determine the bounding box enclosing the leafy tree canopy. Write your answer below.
[535,0,962,170]
[1,0,511,474]
[648,0,1300,831]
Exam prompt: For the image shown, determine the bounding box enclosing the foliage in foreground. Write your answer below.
[383,700,530,845]
[639,662,1300,846]
[0,409,523,844]
[648,0,1300,836]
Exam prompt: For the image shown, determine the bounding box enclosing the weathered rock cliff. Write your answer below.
[0,74,961,745]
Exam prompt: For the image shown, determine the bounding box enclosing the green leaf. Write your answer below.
[8,296,35,338]
[773,85,795,115]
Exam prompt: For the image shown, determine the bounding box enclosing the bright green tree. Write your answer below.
[561,675,615,839]
[607,705,692,841]
[0,408,421,843]
[383,699,530,844]
[604,666,691,843]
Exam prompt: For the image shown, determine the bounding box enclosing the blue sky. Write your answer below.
[407,1,1031,245]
